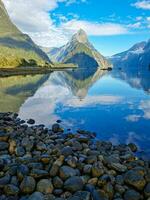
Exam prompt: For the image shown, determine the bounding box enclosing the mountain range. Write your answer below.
[42,29,111,69]
[111,39,150,69]
[0,0,51,68]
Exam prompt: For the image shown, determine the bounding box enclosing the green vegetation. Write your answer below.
[0,0,51,68]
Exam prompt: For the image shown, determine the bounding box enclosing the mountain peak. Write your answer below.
[72,29,88,44]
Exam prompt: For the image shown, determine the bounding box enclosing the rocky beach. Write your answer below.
[0,112,149,200]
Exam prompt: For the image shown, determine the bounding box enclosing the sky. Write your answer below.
[3,0,150,56]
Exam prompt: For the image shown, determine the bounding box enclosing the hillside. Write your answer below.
[0,0,51,68]
[111,40,150,69]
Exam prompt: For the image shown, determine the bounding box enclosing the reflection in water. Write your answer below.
[0,66,150,157]
[0,74,49,112]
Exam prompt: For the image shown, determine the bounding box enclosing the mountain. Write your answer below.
[46,29,111,69]
[111,40,150,69]
[0,0,51,68]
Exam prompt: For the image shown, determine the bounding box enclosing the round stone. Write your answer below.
[59,166,77,180]
[124,189,141,200]
[28,192,44,200]
[37,179,54,194]
[20,176,36,194]
[4,184,19,196]
[64,176,83,192]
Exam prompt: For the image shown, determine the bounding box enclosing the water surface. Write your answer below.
[0,67,150,158]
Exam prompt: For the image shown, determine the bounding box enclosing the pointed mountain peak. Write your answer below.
[71,29,88,44]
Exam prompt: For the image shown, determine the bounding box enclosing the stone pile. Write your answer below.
[0,112,149,200]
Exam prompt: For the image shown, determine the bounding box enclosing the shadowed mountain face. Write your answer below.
[111,40,150,70]
[0,0,50,68]
[46,29,111,69]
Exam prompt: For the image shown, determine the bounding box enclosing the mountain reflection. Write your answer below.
[112,67,150,94]
[0,74,49,112]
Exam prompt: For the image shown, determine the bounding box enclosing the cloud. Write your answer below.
[133,0,150,10]
[62,20,129,36]
[139,100,150,119]
[65,95,123,107]
[125,114,141,122]
[3,0,129,47]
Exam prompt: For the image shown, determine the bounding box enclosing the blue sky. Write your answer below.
[4,0,150,56]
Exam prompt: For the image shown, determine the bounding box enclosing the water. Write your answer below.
[0,67,150,157]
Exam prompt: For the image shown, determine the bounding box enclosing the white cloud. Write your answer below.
[133,0,150,10]
[125,114,141,122]
[62,20,129,36]
[127,22,141,28]
[3,0,129,47]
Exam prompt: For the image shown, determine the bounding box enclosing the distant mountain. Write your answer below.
[111,40,150,69]
[0,0,51,68]
[46,29,111,69]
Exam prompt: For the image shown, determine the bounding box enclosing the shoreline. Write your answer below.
[0,112,149,200]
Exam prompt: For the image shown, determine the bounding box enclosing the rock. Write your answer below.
[28,192,44,200]
[83,165,92,174]
[0,142,8,150]
[64,176,84,192]
[27,119,35,125]
[36,142,47,151]
[124,170,146,190]
[74,191,90,200]
[85,155,97,164]
[91,162,104,177]
[0,174,11,187]
[53,176,63,189]
[9,139,16,154]
[4,184,19,196]
[59,166,77,180]
[61,146,73,157]
[128,143,138,152]
[30,169,49,178]
[66,156,77,168]
[144,183,150,197]
[20,176,36,194]
[124,189,141,200]
[52,124,60,133]
[17,164,29,181]
[109,163,127,173]
[15,146,25,157]
[37,179,54,194]
[0,131,9,142]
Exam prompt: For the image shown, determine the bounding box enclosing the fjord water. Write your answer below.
[0,67,150,158]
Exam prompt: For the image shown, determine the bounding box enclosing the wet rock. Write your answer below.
[28,192,44,200]
[15,146,25,157]
[0,174,11,187]
[74,191,90,200]
[61,146,73,157]
[0,131,9,142]
[30,169,49,179]
[128,143,138,152]
[27,119,35,125]
[53,176,63,189]
[124,189,141,200]
[109,163,127,173]
[17,164,29,181]
[0,142,8,150]
[37,179,53,194]
[4,184,19,196]
[124,169,146,190]
[52,124,60,133]
[59,166,77,180]
[64,176,83,192]
[20,176,36,194]
[144,183,150,197]
[91,162,104,177]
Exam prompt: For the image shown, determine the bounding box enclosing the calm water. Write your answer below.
[0,67,150,157]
